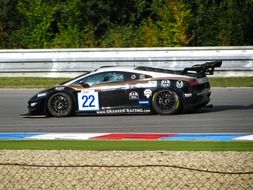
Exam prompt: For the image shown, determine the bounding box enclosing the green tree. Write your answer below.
[17,0,59,48]
[138,0,193,47]
[100,25,139,47]
[218,0,253,45]
[1,0,253,48]
[184,0,253,46]
[0,0,22,48]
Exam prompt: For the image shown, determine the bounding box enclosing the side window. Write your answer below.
[84,73,105,86]
[102,72,124,83]
[84,72,125,86]
[71,71,152,86]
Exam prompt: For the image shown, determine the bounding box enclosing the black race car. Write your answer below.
[23,61,222,117]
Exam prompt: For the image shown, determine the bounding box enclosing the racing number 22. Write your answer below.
[78,91,99,111]
[82,95,95,107]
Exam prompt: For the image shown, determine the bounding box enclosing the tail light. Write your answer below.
[188,79,199,86]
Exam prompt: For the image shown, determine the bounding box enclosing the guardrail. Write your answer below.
[0,47,253,77]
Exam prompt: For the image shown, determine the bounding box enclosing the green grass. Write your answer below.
[0,140,252,151]
[0,77,68,88]
[209,77,253,87]
[0,77,253,88]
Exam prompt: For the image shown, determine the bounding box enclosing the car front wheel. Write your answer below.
[151,89,181,115]
[47,92,74,117]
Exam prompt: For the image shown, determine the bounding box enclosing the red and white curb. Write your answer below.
[0,133,253,141]
[27,133,109,140]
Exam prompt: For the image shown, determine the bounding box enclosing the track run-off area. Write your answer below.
[0,88,252,134]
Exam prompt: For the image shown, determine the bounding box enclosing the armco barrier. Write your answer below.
[0,47,253,77]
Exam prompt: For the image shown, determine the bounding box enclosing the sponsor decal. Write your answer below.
[133,81,157,89]
[176,80,184,88]
[94,84,130,92]
[97,108,150,114]
[131,74,136,80]
[129,84,136,89]
[55,86,65,91]
[121,84,130,90]
[139,74,145,79]
[184,93,192,98]
[144,89,152,98]
[77,91,99,111]
[149,81,157,87]
[139,100,150,105]
[129,91,139,100]
[37,92,47,98]
[161,80,171,88]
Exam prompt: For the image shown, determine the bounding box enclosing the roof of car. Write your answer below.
[63,66,193,86]
[94,66,184,76]
[94,66,134,72]
[94,66,172,74]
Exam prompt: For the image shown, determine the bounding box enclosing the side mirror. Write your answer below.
[79,81,90,88]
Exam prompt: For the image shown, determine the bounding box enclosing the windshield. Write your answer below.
[59,71,91,85]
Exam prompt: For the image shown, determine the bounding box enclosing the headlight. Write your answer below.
[37,92,47,98]
[30,102,38,107]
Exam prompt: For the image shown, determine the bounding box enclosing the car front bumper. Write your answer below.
[27,97,47,116]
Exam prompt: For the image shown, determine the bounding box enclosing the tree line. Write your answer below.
[0,0,253,48]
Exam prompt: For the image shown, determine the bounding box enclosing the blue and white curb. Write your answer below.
[0,133,252,141]
[161,134,253,141]
[0,133,108,140]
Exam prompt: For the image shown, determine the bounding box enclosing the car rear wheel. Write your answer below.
[152,89,181,115]
[47,92,73,117]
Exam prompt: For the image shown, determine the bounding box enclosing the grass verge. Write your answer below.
[0,140,252,151]
[208,77,253,87]
[0,77,68,88]
[0,77,253,88]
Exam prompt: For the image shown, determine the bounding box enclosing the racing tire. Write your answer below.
[151,89,181,115]
[47,92,74,117]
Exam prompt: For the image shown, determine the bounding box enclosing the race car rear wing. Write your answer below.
[183,61,222,77]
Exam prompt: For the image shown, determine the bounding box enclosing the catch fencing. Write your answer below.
[0,162,252,189]
[0,46,253,77]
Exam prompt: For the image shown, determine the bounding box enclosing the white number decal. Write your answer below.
[78,91,99,111]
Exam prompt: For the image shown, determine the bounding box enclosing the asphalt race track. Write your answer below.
[0,88,252,133]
